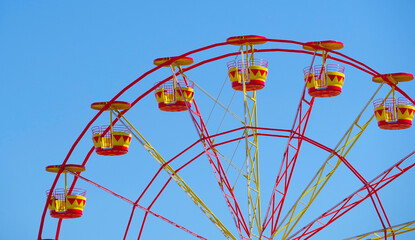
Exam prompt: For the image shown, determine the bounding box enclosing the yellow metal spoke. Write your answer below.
[111,109,236,240]
[192,80,245,125]
[344,221,415,240]
[272,83,386,240]
[240,46,262,236]
[216,150,246,178]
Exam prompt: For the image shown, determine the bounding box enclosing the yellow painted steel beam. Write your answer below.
[240,45,262,236]
[192,80,245,125]
[112,109,236,240]
[273,83,390,240]
[344,220,415,240]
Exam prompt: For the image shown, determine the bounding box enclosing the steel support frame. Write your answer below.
[176,65,250,240]
[345,220,415,240]
[262,84,315,239]
[288,151,415,240]
[109,109,234,240]
[272,83,386,238]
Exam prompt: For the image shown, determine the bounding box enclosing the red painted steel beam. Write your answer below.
[259,79,315,238]
[288,151,415,240]
[39,37,412,239]
[65,170,208,240]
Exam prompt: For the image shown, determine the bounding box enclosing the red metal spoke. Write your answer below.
[288,151,415,240]
[55,219,62,240]
[260,85,315,238]
[65,170,208,240]
[120,128,299,239]
[292,136,396,240]
[38,37,414,240]
[123,130,290,238]
[136,176,175,240]
[183,96,250,238]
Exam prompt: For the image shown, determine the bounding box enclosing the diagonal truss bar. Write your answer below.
[174,68,250,239]
[186,100,251,239]
[235,46,263,238]
[244,81,262,237]
[244,90,262,237]
[344,220,415,240]
[274,83,388,239]
[187,98,251,239]
[261,83,315,239]
[192,80,245,125]
[111,110,235,240]
[38,38,414,240]
[64,170,208,240]
[261,48,320,240]
[288,150,415,240]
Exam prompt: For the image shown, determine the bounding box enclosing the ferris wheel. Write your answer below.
[38,35,415,240]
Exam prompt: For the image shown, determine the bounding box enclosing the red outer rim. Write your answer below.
[227,35,268,45]
[46,164,86,173]
[153,56,194,67]
[303,40,344,51]
[372,72,414,83]
[90,101,132,111]
[38,37,415,240]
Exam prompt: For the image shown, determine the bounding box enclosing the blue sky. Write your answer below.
[1,0,414,239]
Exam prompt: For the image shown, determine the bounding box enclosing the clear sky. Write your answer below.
[1,0,414,239]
